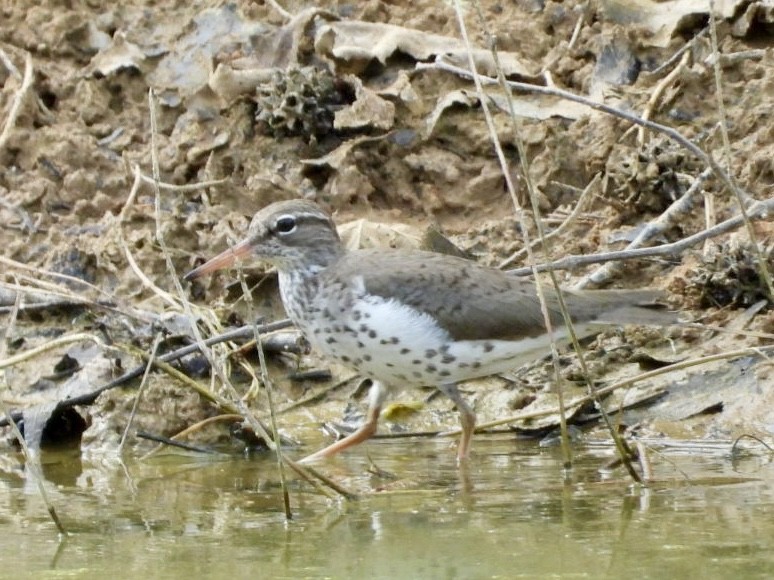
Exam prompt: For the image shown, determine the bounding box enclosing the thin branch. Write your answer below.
[498,174,599,269]
[708,0,773,297]
[440,346,774,435]
[119,332,162,453]
[136,431,225,454]
[574,167,713,288]
[508,198,774,277]
[637,50,691,147]
[457,0,577,472]
[650,26,708,76]
[118,166,180,309]
[137,172,227,191]
[0,320,294,428]
[0,277,66,535]
[0,333,105,370]
[416,58,751,205]
[237,266,292,519]
[0,51,33,152]
[0,256,117,301]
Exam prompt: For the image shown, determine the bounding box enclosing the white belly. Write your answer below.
[298,289,580,387]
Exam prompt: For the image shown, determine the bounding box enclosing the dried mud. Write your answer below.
[1,1,772,458]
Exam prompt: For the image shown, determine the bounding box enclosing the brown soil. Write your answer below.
[1,1,772,457]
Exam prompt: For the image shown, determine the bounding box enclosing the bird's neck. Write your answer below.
[277,242,344,277]
[275,245,344,326]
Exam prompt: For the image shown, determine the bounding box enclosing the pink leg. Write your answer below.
[299,381,388,464]
[438,383,476,462]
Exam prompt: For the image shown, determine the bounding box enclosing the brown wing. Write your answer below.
[328,249,665,342]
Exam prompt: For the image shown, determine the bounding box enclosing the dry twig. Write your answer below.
[574,167,713,288]
[0,50,33,152]
[508,198,774,277]
[0,276,66,534]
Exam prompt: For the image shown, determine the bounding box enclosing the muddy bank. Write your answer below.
[0,1,772,461]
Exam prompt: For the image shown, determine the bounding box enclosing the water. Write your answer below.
[2,435,774,579]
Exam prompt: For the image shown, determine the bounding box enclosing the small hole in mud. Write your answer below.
[39,90,57,110]
[300,164,333,189]
[184,164,200,182]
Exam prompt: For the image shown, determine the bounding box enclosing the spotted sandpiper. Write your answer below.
[186,199,671,462]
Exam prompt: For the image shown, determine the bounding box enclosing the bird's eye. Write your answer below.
[275,215,297,234]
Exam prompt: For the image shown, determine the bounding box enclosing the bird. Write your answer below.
[185,199,672,463]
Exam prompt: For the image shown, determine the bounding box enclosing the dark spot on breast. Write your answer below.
[332,325,341,333]
[426,364,437,373]
[368,330,377,338]
[396,373,408,381]
[364,312,372,318]
[325,336,337,344]
[412,359,421,365]
[357,341,365,348]
[458,362,470,368]
[341,355,351,362]
[386,363,394,367]
[363,354,372,361]
[425,349,438,359]
[323,308,332,318]
[472,361,482,369]
[400,348,410,355]
[390,337,400,344]
[313,328,321,335]
[412,371,422,379]
[441,354,456,364]
[359,324,369,332]
[380,339,389,345]
[483,343,494,353]
[439,370,451,377]
[352,310,362,321]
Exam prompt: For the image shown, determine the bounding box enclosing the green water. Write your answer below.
[2,436,773,579]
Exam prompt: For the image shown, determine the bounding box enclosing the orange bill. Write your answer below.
[183,239,253,281]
